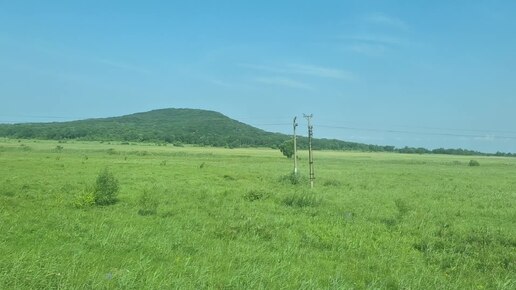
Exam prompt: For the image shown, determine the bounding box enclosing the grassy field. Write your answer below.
[0,138,514,289]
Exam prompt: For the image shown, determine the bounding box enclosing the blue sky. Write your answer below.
[1,0,515,153]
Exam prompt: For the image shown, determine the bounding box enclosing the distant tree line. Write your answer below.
[0,108,513,157]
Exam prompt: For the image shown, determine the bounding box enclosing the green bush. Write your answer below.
[0,182,16,197]
[73,190,95,208]
[394,198,411,218]
[279,172,306,185]
[244,189,269,202]
[106,148,117,155]
[469,160,480,166]
[93,169,119,205]
[138,189,159,216]
[55,145,64,152]
[323,179,342,187]
[282,192,321,207]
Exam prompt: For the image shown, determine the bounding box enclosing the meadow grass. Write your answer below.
[0,138,514,289]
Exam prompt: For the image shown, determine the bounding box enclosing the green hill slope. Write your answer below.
[0,108,392,151]
[0,108,513,156]
[0,108,291,148]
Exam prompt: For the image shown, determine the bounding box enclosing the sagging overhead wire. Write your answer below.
[250,122,516,141]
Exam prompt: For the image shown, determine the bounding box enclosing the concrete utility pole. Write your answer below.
[293,116,298,175]
[303,114,315,188]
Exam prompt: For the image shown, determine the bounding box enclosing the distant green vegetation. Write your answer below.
[0,108,514,157]
[0,139,514,288]
[0,108,286,148]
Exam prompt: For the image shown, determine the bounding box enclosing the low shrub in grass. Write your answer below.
[279,172,306,185]
[106,148,117,155]
[138,189,159,216]
[282,191,321,207]
[244,189,269,202]
[93,168,119,205]
[0,183,16,197]
[394,198,411,218]
[323,179,342,187]
[73,188,95,208]
[469,160,480,166]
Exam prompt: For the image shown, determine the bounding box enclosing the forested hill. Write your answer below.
[0,108,278,148]
[0,108,513,156]
[0,108,383,150]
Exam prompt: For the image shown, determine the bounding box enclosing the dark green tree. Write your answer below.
[279,139,294,158]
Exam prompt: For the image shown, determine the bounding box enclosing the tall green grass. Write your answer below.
[0,138,514,289]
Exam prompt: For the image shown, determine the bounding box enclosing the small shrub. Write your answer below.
[19,144,31,151]
[55,145,64,152]
[394,198,411,218]
[323,179,342,187]
[106,148,117,155]
[93,169,119,205]
[469,160,480,167]
[0,183,16,197]
[138,189,159,216]
[282,192,321,207]
[279,172,305,185]
[73,190,95,208]
[381,217,398,228]
[343,211,355,222]
[244,190,268,202]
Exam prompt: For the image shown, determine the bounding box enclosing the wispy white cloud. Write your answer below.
[207,79,235,88]
[240,63,356,81]
[336,12,412,56]
[206,78,253,90]
[239,63,286,74]
[347,43,386,56]
[474,135,495,142]
[339,34,412,56]
[365,13,409,31]
[96,59,151,75]
[347,35,408,46]
[8,64,109,87]
[253,76,313,90]
[2,36,152,75]
[287,64,356,81]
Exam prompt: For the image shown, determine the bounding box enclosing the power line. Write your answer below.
[317,125,516,140]
[319,119,516,135]
[252,122,516,140]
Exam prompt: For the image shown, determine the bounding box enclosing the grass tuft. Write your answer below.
[282,191,321,207]
[244,189,269,202]
[323,179,342,187]
[138,188,160,216]
[279,172,306,185]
